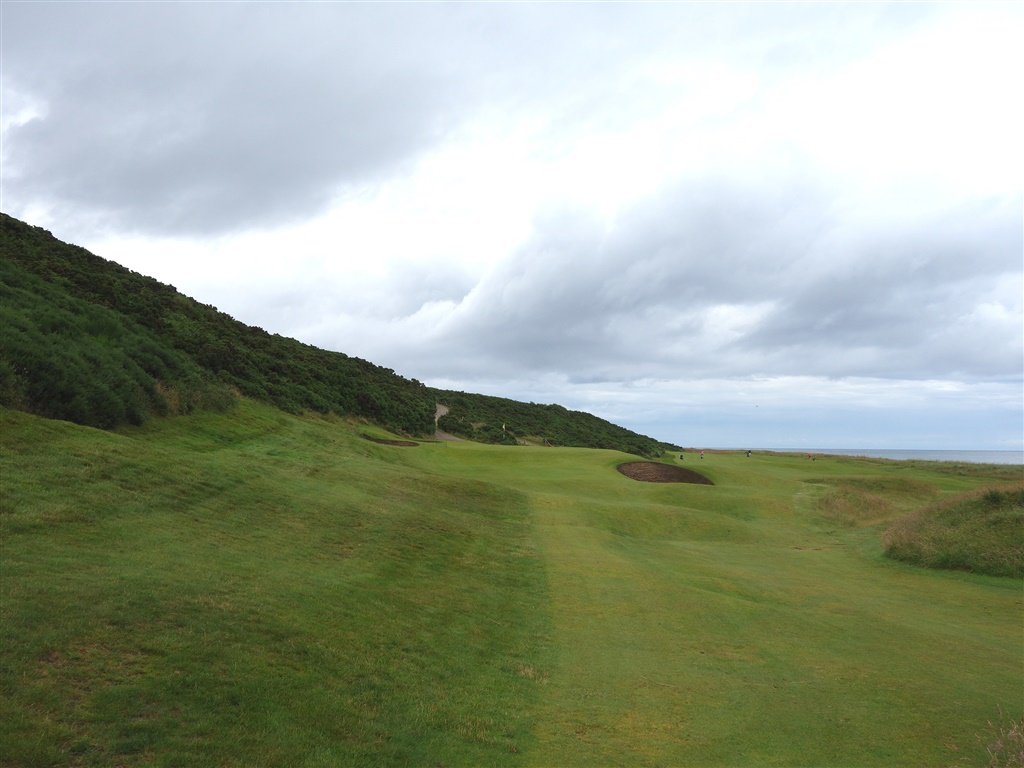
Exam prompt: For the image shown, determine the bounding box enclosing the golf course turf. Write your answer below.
[1,401,1021,767]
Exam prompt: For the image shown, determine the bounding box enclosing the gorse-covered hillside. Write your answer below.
[1,213,435,434]
[1,258,232,428]
[432,389,678,457]
[0,213,673,454]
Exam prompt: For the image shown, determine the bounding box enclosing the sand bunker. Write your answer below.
[617,461,713,485]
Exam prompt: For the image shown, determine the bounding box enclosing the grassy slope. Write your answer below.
[2,406,1022,767]
[883,487,1024,577]
[0,404,552,767]
[430,389,678,458]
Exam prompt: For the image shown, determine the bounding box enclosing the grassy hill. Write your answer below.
[1,257,233,428]
[431,389,678,458]
[1,212,435,435]
[1,212,671,454]
[1,402,1022,767]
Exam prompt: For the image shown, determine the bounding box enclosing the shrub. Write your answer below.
[2,213,433,435]
[1,256,230,429]
[431,389,676,456]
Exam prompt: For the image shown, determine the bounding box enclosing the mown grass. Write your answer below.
[399,444,1023,767]
[1,403,552,767]
[2,404,1022,767]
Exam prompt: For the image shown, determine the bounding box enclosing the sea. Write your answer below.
[780,449,1023,465]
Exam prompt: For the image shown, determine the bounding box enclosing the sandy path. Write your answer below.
[433,403,463,441]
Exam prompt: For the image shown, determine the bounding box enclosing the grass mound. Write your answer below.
[882,486,1024,577]
[0,404,551,767]
[814,477,938,527]
[980,707,1024,768]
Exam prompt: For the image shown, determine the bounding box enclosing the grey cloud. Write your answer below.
[405,182,1021,385]
[3,2,941,240]
[3,3,460,236]
[739,196,1023,377]
[2,2,635,237]
[429,183,823,363]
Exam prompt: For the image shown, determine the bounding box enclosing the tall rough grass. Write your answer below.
[815,477,937,527]
[981,707,1024,768]
[883,487,1024,577]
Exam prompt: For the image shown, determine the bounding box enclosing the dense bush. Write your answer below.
[882,486,1024,578]
[433,389,678,458]
[1,213,434,435]
[1,259,231,428]
[437,413,519,446]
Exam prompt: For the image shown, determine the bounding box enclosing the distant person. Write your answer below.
[746,450,751,457]
[679,453,684,461]
[700,451,705,459]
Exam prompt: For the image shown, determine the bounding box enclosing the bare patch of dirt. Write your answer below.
[617,461,714,485]
[434,430,465,441]
[363,435,419,447]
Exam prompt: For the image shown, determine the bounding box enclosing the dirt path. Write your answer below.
[434,403,464,441]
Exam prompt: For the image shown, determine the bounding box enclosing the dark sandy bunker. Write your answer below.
[616,461,713,485]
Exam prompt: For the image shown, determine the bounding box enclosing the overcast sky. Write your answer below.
[3,1,1021,450]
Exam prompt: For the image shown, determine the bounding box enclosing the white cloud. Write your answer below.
[3,0,1021,449]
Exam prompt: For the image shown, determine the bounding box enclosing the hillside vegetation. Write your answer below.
[1,213,433,434]
[1,212,670,454]
[1,259,232,428]
[432,389,678,458]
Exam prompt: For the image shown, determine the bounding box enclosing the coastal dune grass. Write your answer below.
[2,402,1022,766]
[883,486,1024,578]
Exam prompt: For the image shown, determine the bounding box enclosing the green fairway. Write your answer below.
[2,403,1021,767]
[402,442,1022,767]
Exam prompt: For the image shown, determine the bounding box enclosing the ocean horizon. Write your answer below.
[750,448,1024,465]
